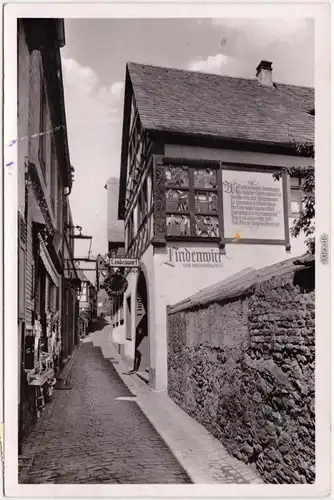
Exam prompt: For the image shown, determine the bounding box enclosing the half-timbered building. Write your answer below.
[116,60,314,391]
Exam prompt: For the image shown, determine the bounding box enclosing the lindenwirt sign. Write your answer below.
[168,247,224,269]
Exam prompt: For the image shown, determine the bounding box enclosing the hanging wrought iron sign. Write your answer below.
[101,270,128,296]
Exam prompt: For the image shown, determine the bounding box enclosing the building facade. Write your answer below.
[62,199,82,357]
[113,60,314,391]
[76,267,97,336]
[105,177,125,256]
[97,288,112,318]
[104,177,125,341]
[17,19,79,445]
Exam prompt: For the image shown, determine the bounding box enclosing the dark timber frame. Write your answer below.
[150,156,291,251]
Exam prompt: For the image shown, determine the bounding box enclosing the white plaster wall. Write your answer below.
[112,324,125,344]
[156,232,306,300]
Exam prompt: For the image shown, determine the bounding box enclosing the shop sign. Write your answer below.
[108,257,140,268]
[167,247,224,269]
[222,169,285,241]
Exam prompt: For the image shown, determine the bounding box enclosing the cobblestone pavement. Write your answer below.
[19,341,192,484]
[98,328,263,485]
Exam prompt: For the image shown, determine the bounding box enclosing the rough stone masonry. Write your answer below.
[167,255,315,484]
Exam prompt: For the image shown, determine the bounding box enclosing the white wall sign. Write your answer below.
[222,169,285,241]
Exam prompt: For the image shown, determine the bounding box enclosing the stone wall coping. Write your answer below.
[168,253,314,315]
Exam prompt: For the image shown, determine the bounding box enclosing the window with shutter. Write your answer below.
[39,79,48,180]
[18,214,26,320]
[18,245,25,320]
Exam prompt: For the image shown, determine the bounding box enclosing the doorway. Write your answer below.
[134,271,149,379]
[126,296,132,340]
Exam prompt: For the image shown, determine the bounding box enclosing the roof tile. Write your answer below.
[128,62,314,145]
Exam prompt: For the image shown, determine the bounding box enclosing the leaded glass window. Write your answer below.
[167,215,191,236]
[194,168,217,188]
[166,189,189,212]
[193,167,220,236]
[163,163,220,239]
[195,216,219,237]
[165,166,189,187]
[195,192,218,213]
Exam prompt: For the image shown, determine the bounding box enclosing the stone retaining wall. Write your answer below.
[167,256,315,484]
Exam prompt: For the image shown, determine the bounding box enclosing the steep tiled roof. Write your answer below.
[127,62,314,146]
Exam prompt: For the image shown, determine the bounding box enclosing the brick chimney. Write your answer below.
[256,60,273,86]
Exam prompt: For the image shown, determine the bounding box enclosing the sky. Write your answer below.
[60,17,314,264]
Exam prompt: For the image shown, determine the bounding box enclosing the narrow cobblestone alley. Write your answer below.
[19,340,192,484]
[13,16,320,494]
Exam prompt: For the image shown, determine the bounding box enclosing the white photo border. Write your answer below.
[2,1,332,498]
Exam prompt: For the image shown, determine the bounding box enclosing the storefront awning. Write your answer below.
[38,234,60,287]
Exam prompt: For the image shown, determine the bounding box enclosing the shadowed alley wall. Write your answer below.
[167,255,315,484]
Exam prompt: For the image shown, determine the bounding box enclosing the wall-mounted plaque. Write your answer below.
[222,168,286,242]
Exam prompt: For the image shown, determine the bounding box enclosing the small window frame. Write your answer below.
[289,177,303,217]
[39,77,48,181]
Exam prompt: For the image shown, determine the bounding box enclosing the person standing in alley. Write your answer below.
[129,323,146,373]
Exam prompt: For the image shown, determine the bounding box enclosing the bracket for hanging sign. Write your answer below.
[65,224,93,240]
[70,234,92,240]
